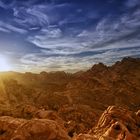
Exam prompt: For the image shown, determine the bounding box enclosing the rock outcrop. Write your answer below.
[0,116,70,140]
[0,57,139,139]
[0,106,140,140]
[93,106,140,139]
[74,106,140,140]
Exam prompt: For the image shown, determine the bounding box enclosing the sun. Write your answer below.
[0,56,11,72]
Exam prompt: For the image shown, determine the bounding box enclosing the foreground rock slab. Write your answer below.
[0,105,140,140]
[74,106,140,140]
[0,116,70,140]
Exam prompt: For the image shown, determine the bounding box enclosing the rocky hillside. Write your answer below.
[0,106,139,139]
[0,57,140,139]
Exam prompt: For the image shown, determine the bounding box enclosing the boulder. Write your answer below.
[0,116,70,140]
[12,119,70,140]
[91,106,140,139]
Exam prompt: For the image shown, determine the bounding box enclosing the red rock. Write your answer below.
[73,134,98,140]
[90,106,140,140]
[12,119,70,140]
[0,116,70,140]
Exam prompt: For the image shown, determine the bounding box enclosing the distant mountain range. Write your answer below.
[0,57,140,139]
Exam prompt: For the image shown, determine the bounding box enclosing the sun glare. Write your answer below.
[0,56,11,72]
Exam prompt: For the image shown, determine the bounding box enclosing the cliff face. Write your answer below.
[0,57,140,139]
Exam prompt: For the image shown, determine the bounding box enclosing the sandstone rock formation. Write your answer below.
[0,105,140,140]
[91,106,140,140]
[0,116,70,140]
[0,57,140,112]
[58,104,99,136]
[0,57,139,139]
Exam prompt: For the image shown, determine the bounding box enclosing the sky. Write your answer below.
[0,0,140,72]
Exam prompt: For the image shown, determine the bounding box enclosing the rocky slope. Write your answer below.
[0,106,139,139]
[0,57,139,139]
[73,106,140,140]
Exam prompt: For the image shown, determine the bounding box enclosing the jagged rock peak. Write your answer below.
[121,57,140,63]
[113,57,140,67]
[91,63,108,73]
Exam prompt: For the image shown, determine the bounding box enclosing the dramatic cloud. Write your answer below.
[0,0,139,72]
[13,6,49,27]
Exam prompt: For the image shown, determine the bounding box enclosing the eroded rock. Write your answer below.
[91,106,140,140]
[0,116,70,140]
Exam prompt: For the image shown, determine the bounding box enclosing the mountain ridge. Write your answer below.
[0,57,140,139]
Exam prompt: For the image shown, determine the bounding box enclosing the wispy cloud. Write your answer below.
[0,27,11,33]
[27,26,92,55]
[20,53,94,72]
[0,1,7,9]
[19,45,140,73]
[125,0,140,8]
[0,21,27,34]
[39,28,62,38]
[12,2,70,28]
[0,0,140,72]
[76,6,140,51]
[28,37,87,55]
[26,3,140,71]
[0,0,16,9]
[13,5,49,27]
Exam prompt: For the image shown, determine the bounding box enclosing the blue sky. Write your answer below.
[0,0,140,72]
